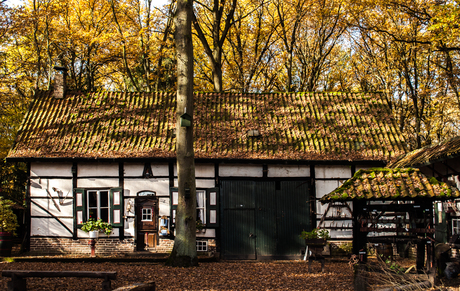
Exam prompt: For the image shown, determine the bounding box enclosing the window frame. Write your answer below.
[87,189,110,223]
[74,187,123,228]
[170,187,219,229]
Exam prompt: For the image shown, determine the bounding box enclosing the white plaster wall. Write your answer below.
[195,164,214,177]
[124,178,169,196]
[124,163,169,177]
[315,165,351,179]
[330,229,353,238]
[315,180,344,216]
[31,198,73,217]
[30,178,73,198]
[123,219,135,237]
[31,163,73,177]
[78,163,119,177]
[172,179,215,189]
[316,179,353,238]
[196,229,216,238]
[172,164,214,177]
[219,164,263,177]
[77,178,119,188]
[267,165,310,177]
[159,197,170,217]
[31,218,74,237]
[197,180,215,188]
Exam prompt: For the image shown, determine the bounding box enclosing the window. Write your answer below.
[453,219,460,235]
[196,190,206,224]
[170,188,219,228]
[196,240,208,252]
[142,208,153,221]
[74,187,123,228]
[88,190,110,222]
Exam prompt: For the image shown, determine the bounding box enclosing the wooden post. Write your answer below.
[353,200,367,257]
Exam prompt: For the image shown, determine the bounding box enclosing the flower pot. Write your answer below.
[0,232,13,257]
[305,238,327,247]
[89,230,99,239]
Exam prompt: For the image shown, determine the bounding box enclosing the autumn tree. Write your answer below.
[224,0,279,92]
[347,0,460,149]
[192,0,237,92]
[165,0,198,267]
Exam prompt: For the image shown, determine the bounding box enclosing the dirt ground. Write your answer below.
[0,259,354,291]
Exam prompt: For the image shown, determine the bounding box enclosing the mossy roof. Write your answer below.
[388,136,460,168]
[8,91,407,161]
[319,168,460,203]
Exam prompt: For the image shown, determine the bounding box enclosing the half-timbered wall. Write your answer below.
[27,160,378,255]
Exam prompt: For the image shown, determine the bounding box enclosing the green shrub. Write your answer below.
[0,198,19,235]
[300,228,330,240]
[81,219,112,235]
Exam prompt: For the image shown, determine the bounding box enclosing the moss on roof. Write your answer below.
[8,91,407,161]
[388,136,460,168]
[320,168,460,203]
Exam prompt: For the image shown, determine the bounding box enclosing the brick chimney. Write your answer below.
[53,66,67,99]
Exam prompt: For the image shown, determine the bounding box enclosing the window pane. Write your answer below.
[88,191,97,207]
[100,191,109,207]
[88,209,97,220]
[197,209,205,224]
[100,208,109,222]
[196,192,205,207]
[142,208,152,221]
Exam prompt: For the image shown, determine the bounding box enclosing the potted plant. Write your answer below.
[81,219,113,238]
[300,228,330,247]
[0,198,19,256]
[196,219,205,233]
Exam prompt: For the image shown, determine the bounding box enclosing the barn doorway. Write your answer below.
[221,180,310,259]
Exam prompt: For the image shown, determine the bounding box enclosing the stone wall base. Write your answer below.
[29,237,179,256]
[29,237,136,256]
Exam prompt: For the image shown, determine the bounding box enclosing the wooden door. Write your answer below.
[136,197,158,251]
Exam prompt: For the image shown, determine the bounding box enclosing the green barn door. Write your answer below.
[276,181,310,258]
[255,181,277,259]
[221,181,256,259]
[221,180,309,259]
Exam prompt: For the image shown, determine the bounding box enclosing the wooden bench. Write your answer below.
[2,270,117,291]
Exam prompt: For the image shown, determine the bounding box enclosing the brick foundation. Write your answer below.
[29,237,135,256]
[29,237,177,256]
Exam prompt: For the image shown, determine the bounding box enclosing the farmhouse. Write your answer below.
[7,71,406,259]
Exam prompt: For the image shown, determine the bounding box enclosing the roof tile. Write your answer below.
[8,91,406,160]
[388,136,460,168]
[320,168,460,202]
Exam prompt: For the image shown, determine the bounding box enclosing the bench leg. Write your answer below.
[7,278,27,291]
[321,258,325,273]
[101,279,111,291]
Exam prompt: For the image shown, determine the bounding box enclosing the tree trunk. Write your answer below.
[166,0,198,267]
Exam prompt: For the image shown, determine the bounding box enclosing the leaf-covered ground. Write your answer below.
[0,259,354,290]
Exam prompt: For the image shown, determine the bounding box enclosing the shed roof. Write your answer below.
[8,91,406,161]
[388,136,460,168]
[319,168,460,203]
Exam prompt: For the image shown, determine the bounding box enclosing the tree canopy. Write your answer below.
[1,0,460,156]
